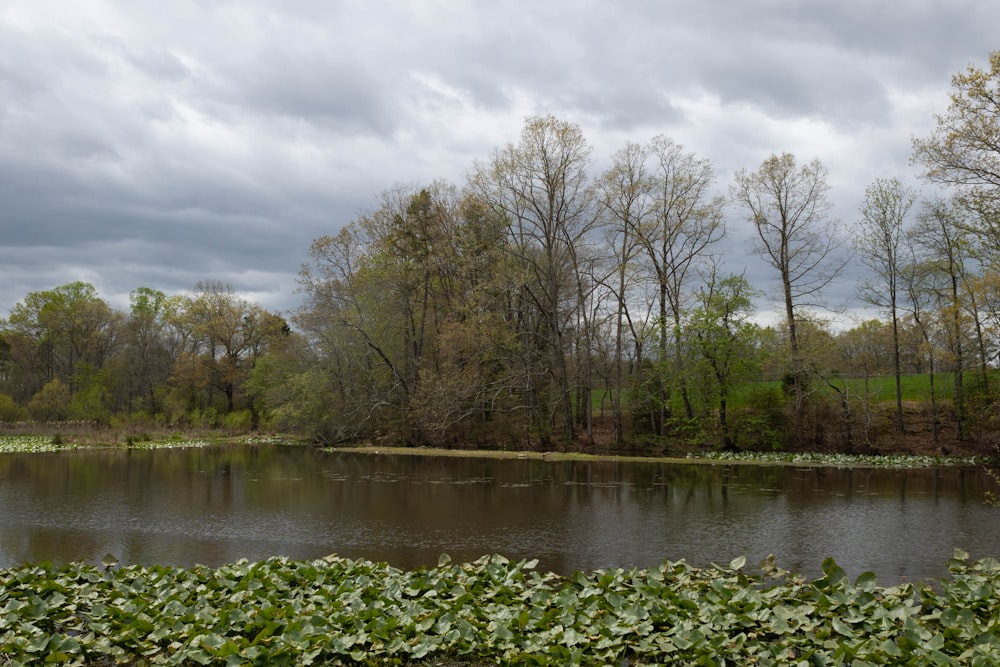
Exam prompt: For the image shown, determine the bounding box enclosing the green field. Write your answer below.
[596,372,989,415]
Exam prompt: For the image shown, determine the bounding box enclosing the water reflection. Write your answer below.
[0,445,997,583]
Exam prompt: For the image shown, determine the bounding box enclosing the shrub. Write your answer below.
[736,385,785,450]
[222,409,253,432]
[27,379,71,422]
[0,393,29,423]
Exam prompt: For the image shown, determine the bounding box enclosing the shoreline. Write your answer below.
[324,443,992,468]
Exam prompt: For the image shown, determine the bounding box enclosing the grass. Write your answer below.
[596,371,993,414]
[823,372,970,403]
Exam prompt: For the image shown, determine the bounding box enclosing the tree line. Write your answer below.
[4,52,1000,453]
[0,281,290,430]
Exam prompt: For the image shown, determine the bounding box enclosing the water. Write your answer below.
[0,443,997,583]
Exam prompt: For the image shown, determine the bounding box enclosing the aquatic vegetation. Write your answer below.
[688,449,990,468]
[1,550,998,665]
[0,434,216,454]
[0,435,74,453]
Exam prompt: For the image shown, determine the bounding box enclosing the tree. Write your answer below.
[909,199,975,441]
[912,51,1000,217]
[731,153,848,443]
[900,257,945,447]
[596,141,653,445]
[0,393,28,423]
[470,115,596,444]
[174,281,288,415]
[855,177,916,432]
[119,287,180,415]
[688,272,762,450]
[27,378,70,422]
[297,184,521,444]
[637,137,725,427]
[2,282,120,402]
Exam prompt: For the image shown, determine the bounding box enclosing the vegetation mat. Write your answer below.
[2,551,999,666]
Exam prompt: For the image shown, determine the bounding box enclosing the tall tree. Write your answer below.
[119,287,180,414]
[176,281,287,414]
[297,185,519,444]
[638,137,725,426]
[731,153,847,444]
[470,115,596,444]
[597,141,653,445]
[900,253,945,448]
[909,199,974,440]
[855,177,916,432]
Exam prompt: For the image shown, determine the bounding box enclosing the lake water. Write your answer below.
[0,443,997,583]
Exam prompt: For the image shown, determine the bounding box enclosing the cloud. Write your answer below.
[0,0,996,327]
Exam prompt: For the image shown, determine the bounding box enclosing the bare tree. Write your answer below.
[470,115,596,444]
[634,137,725,428]
[596,141,652,445]
[909,199,975,441]
[855,177,916,432]
[731,153,848,443]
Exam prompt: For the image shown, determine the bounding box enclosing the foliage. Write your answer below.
[0,435,215,454]
[688,273,763,449]
[0,393,28,423]
[687,449,988,468]
[913,50,1000,215]
[1,551,999,665]
[733,385,786,451]
[27,379,71,422]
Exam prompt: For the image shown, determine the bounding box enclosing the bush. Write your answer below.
[222,409,253,432]
[736,385,785,450]
[0,393,29,423]
[27,379,71,422]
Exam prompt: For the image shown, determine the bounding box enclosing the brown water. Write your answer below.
[0,443,997,583]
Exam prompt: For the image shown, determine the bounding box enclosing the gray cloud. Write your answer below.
[0,0,996,325]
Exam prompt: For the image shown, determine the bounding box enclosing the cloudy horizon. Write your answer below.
[1,1,995,328]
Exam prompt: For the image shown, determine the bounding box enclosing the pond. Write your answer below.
[0,443,997,583]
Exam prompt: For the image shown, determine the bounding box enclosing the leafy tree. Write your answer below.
[245,346,341,442]
[69,365,112,422]
[908,200,976,441]
[900,258,946,447]
[912,50,1000,220]
[118,287,181,416]
[297,184,519,444]
[173,282,288,415]
[641,137,725,424]
[688,272,761,449]
[2,282,120,401]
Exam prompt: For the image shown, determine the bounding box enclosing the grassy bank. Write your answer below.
[327,444,991,469]
[1,552,998,665]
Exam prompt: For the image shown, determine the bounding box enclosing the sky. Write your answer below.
[1,0,996,327]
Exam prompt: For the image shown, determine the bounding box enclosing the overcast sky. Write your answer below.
[1,0,996,327]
